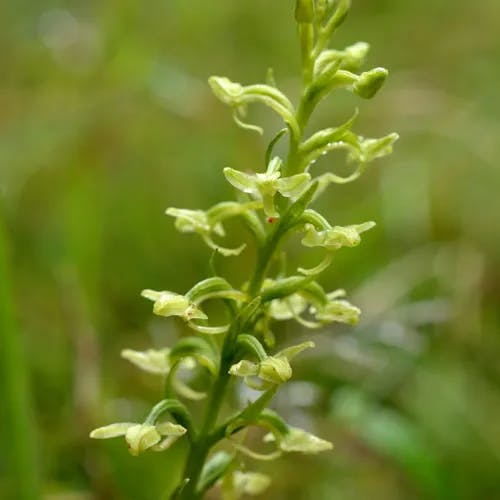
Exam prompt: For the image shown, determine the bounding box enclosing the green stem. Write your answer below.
[176,219,287,498]
[0,210,40,500]
[176,349,232,499]
[248,225,283,297]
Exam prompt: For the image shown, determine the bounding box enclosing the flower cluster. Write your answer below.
[90,1,397,498]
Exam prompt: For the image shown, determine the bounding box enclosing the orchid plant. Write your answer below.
[91,1,397,498]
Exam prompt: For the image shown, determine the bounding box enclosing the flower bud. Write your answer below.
[295,0,314,23]
[353,67,388,99]
[208,76,243,106]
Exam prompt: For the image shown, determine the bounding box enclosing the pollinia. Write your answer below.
[91,1,398,498]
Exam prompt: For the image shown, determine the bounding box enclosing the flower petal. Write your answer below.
[229,360,260,378]
[279,427,333,454]
[276,341,315,361]
[314,299,361,325]
[233,471,272,496]
[269,294,308,320]
[90,422,135,439]
[224,168,258,194]
[155,421,187,437]
[277,173,311,199]
[166,207,210,233]
[121,348,171,375]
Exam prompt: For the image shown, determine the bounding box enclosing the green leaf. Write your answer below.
[144,399,196,438]
[236,334,268,361]
[169,337,218,375]
[300,109,358,158]
[197,451,234,496]
[261,275,313,302]
[265,128,288,166]
[324,0,351,35]
[185,277,246,304]
[280,180,318,230]
[237,297,262,328]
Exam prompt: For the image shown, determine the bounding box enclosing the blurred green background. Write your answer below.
[1,0,499,498]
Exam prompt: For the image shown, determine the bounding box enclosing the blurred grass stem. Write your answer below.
[0,211,40,499]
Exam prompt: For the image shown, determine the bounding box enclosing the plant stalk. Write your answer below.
[0,210,41,500]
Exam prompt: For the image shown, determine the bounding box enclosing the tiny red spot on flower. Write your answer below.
[267,217,276,224]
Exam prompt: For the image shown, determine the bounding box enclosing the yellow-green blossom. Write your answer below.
[264,426,333,454]
[313,298,361,325]
[121,348,171,375]
[224,157,310,217]
[90,421,186,456]
[141,289,207,321]
[166,201,260,256]
[221,470,271,500]
[229,341,314,390]
[302,221,375,250]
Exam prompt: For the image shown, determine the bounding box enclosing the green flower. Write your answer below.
[313,298,361,325]
[208,76,299,136]
[166,201,259,256]
[264,426,333,454]
[121,348,171,375]
[314,42,370,77]
[267,286,361,328]
[221,470,271,499]
[302,221,375,250]
[141,289,207,321]
[224,157,310,217]
[229,341,314,390]
[269,293,308,321]
[90,421,186,456]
